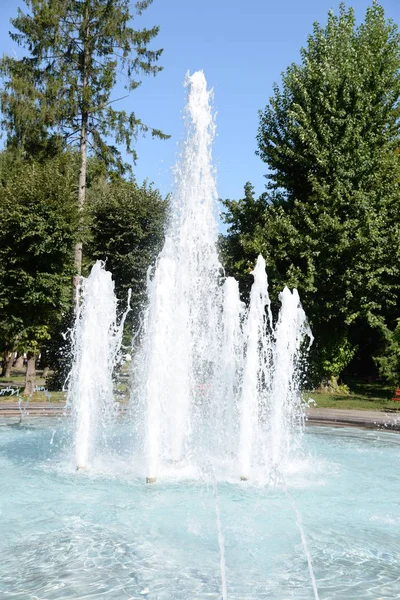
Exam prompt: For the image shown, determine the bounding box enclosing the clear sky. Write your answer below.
[0,0,400,204]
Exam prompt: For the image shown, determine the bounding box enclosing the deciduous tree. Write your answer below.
[86,177,167,326]
[0,151,78,394]
[223,3,400,385]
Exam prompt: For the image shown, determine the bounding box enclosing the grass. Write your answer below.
[0,372,65,403]
[0,374,27,385]
[0,389,66,403]
[306,380,400,411]
[0,371,127,403]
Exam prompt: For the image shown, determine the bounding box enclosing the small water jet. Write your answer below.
[238,255,274,481]
[67,261,130,470]
[218,277,245,454]
[269,287,313,471]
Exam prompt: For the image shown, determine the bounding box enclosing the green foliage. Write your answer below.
[0,151,78,353]
[374,320,400,385]
[86,177,167,325]
[45,309,74,391]
[223,2,400,381]
[318,334,357,380]
[220,183,267,298]
[0,1,170,380]
[0,0,169,170]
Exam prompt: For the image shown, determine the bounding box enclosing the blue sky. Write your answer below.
[1,0,400,205]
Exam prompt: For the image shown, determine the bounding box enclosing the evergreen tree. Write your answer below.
[0,0,168,281]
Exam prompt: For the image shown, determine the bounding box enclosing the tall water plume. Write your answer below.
[136,71,224,481]
[67,261,129,470]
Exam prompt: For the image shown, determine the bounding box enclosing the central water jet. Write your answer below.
[136,71,223,482]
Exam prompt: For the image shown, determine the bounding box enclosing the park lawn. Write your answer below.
[307,380,400,411]
[0,373,65,403]
[0,374,27,386]
[306,393,400,411]
[0,390,66,403]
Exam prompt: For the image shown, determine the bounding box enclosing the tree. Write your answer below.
[0,0,169,283]
[43,174,167,390]
[375,320,400,386]
[0,151,78,394]
[86,177,167,327]
[223,2,400,385]
[220,182,267,298]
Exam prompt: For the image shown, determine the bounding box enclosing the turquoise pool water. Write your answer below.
[1,420,399,599]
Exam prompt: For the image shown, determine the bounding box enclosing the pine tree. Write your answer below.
[0,0,168,283]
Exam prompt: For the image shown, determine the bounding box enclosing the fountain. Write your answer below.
[66,73,311,482]
[238,255,274,481]
[64,71,312,486]
[3,71,400,600]
[134,71,312,484]
[133,71,224,482]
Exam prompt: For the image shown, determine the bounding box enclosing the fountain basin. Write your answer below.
[1,419,399,599]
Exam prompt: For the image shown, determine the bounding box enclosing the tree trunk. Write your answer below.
[14,354,24,370]
[23,353,37,396]
[73,113,88,298]
[1,351,12,378]
[5,354,13,378]
[317,375,350,395]
[73,7,90,302]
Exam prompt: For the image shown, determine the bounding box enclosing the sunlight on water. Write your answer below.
[1,422,400,599]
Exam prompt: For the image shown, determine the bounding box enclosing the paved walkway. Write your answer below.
[0,402,68,418]
[1,402,400,430]
[0,402,129,419]
[306,407,400,431]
